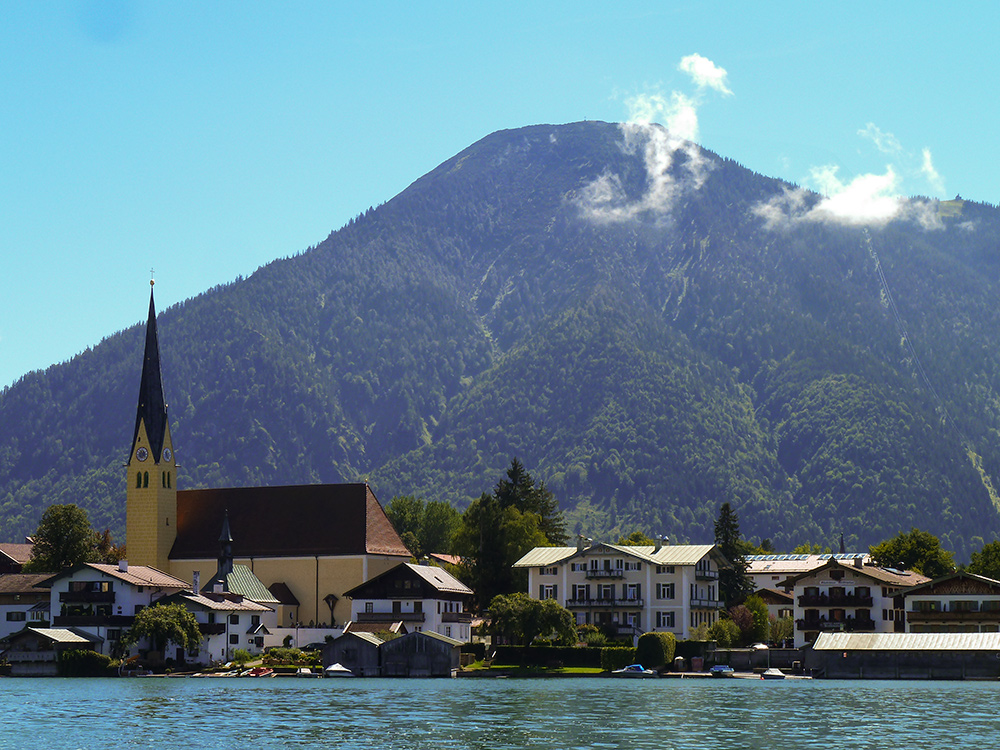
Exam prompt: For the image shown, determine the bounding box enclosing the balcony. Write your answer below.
[59,591,115,604]
[797,593,873,608]
[908,609,1000,622]
[584,569,624,580]
[441,611,474,623]
[796,617,877,632]
[564,598,644,609]
[53,614,134,627]
[695,570,719,581]
[690,597,723,609]
[357,611,425,623]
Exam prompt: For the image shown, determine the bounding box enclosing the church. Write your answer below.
[125,282,412,627]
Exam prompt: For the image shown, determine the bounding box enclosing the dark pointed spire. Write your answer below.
[131,282,168,462]
[217,510,234,581]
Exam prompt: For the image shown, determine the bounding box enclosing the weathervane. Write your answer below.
[150,268,155,287]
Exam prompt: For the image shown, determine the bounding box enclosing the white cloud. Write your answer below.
[753,165,942,230]
[576,55,730,223]
[921,148,945,195]
[678,54,732,96]
[858,123,902,154]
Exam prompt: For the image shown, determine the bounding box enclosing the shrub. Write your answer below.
[708,618,741,648]
[600,647,637,672]
[58,648,116,677]
[232,649,252,665]
[262,647,305,666]
[634,632,676,669]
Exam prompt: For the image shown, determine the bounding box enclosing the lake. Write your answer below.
[1,676,998,749]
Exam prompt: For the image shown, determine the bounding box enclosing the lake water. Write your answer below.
[2,676,998,749]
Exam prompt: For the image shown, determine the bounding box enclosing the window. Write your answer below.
[572,584,590,601]
[570,563,587,572]
[5,612,25,622]
[656,583,675,600]
[365,601,374,613]
[208,613,216,624]
[229,634,239,645]
[136,472,142,488]
[624,583,640,601]
[541,566,558,575]
[656,611,675,628]
[143,471,149,488]
[831,570,845,581]
[445,626,452,638]
[656,565,675,575]
[624,561,642,571]
[107,629,121,641]
[539,584,557,600]
[251,615,260,626]
[598,584,614,600]
[229,614,240,625]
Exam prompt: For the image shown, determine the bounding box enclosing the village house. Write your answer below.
[899,571,1000,633]
[746,552,871,592]
[782,557,929,648]
[44,562,189,657]
[0,626,102,677]
[160,589,273,664]
[0,542,34,574]
[342,562,474,642]
[0,573,51,640]
[514,538,730,641]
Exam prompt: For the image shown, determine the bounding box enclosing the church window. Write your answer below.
[162,471,166,488]
[143,471,149,488]
[136,472,142,488]
[167,472,171,488]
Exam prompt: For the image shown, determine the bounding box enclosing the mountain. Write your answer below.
[3,121,1000,559]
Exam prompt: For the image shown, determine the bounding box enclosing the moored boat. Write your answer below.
[709,664,735,678]
[612,664,657,677]
[761,667,785,680]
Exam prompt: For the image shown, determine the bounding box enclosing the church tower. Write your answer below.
[125,281,177,571]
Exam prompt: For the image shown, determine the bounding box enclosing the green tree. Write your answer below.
[706,618,741,647]
[791,542,832,555]
[385,495,461,559]
[968,540,1000,580]
[869,528,955,578]
[617,531,657,545]
[120,603,202,657]
[23,504,99,573]
[769,615,794,646]
[494,458,567,545]
[743,594,770,645]
[488,593,575,646]
[714,503,752,607]
[95,528,126,565]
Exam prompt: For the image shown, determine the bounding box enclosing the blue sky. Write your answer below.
[2,2,998,389]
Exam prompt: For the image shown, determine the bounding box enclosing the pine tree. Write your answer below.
[714,502,752,607]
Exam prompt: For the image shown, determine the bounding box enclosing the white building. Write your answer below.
[513,540,730,641]
[45,562,189,656]
[746,553,871,592]
[0,574,51,640]
[900,572,1000,634]
[162,590,273,663]
[782,557,929,648]
[343,563,475,642]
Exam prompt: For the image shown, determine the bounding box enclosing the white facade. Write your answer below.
[47,563,189,656]
[514,542,729,641]
[0,574,51,640]
[170,591,274,664]
[901,573,1000,634]
[786,559,928,648]
[346,563,475,642]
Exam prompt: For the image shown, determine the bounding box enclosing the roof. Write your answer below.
[747,553,870,576]
[171,483,412,560]
[428,553,461,567]
[754,587,794,604]
[2,627,102,646]
[334,631,384,647]
[344,621,407,635]
[383,630,463,648]
[898,571,1000,597]
[268,582,300,606]
[204,564,279,604]
[513,542,727,569]
[0,543,34,566]
[0,573,51,594]
[42,563,189,589]
[173,592,272,612]
[343,563,473,599]
[131,288,169,463]
[781,558,930,588]
[813,632,1000,651]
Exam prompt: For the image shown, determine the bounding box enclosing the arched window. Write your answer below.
[143,471,149,488]
[136,472,142,488]
[162,471,166,488]
[167,472,171,488]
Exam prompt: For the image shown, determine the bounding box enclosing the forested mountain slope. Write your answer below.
[2,121,999,558]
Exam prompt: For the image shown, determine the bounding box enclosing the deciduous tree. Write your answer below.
[120,602,202,657]
[968,540,1000,580]
[869,528,955,578]
[23,504,99,573]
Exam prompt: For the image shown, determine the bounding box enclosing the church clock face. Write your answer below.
[136,446,149,462]
[162,448,172,462]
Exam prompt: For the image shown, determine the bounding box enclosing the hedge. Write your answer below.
[634,632,676,669]
[58,648,116,677]
[600,647,637,672]
[491,645,603,668]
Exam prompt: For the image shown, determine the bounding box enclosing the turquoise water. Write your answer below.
[1,676,998,749]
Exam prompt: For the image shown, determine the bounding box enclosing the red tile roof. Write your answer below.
[171,483,411,560]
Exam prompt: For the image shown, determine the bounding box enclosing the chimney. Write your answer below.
[192,570,201,594]
[118,560,128,573]
[854,556,864,569]
[655,535,662,553]
[577,535,591,553]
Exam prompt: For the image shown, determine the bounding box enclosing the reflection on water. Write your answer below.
[2,677,1000,749]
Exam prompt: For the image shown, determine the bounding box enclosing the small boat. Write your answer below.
[709,664,735,678]
[296,667,323,678]
[243,666,275,678]
[612,664,657,677]
[323,662,355,678]
[761,667,785,680]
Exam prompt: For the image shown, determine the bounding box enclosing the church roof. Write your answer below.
[170,483,412,560]
[131,287,169,463]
